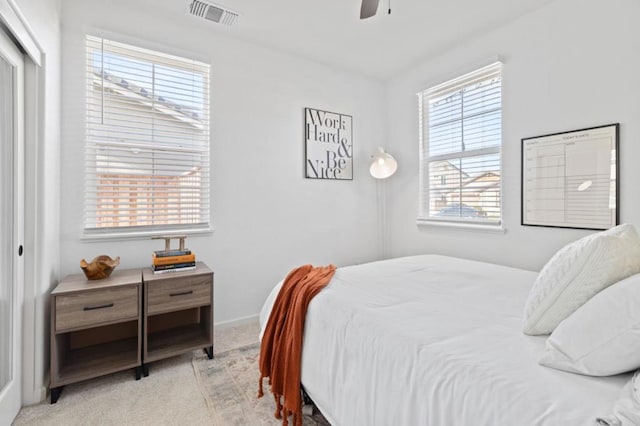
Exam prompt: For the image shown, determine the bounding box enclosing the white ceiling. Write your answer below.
[153,0,554,80]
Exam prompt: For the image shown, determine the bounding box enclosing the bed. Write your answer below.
[259,255,631,425]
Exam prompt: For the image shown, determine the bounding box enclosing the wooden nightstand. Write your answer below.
[50,268,142,403]
[142,261,214,374]
[49,262,214,402]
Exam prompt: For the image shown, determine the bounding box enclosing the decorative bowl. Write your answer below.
[80,255,120,280]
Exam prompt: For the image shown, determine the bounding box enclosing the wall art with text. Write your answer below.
[305,107,353,180]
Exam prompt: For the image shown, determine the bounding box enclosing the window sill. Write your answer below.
[416,219,506,234]
[81,226,215,242]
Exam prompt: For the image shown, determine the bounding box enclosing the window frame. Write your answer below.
[417,61,504,229]
[82,35,212,240]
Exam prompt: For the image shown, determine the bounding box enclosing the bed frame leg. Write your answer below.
[301,387,312,405]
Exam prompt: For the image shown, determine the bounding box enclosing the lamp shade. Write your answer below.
[370,147,398,179]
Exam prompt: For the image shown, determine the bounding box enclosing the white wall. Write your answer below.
[385,0,640,271]
[12,0,61,404]
[60,0,386,323]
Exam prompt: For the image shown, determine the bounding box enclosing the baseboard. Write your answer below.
[22,384,47,406]
[214,314,259,330]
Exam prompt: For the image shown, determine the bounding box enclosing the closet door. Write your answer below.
[0,26,24,425]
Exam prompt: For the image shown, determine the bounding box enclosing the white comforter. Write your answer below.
[259,255,630,426]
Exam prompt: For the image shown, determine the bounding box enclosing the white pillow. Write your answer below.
[522,223,640,335]
[539,273,640,376]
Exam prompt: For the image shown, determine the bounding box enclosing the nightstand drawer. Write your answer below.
[55,286,139,332]
[147,275,211,315]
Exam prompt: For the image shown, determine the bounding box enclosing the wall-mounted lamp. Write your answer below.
[369,147,398,179]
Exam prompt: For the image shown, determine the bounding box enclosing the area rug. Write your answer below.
[193,343,330,426]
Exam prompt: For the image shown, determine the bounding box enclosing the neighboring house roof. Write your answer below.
[92,69,204,129]
[461,171,500,193]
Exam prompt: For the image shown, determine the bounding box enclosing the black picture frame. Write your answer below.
[521,123,619,230]
[304,107,353,180]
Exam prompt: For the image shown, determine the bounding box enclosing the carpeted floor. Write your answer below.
[14,351,212,425]
[13,320,329,425]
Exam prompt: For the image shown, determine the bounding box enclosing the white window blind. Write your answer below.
[85,36,210,235]
[418,62,502,225]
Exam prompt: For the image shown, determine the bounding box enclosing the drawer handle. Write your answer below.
[170,290,193,297]
[83,303,114,311]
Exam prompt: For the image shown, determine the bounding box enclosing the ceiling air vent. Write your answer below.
[188,0,239,26]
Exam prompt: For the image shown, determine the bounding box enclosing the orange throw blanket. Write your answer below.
[258,264,336,426]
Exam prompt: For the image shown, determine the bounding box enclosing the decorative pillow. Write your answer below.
[522,223,640,335]
[539,273,640,376]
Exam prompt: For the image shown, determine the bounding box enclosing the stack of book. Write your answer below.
[152,248,196,274]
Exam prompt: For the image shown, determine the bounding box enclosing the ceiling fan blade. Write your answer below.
[360,0,380,19]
